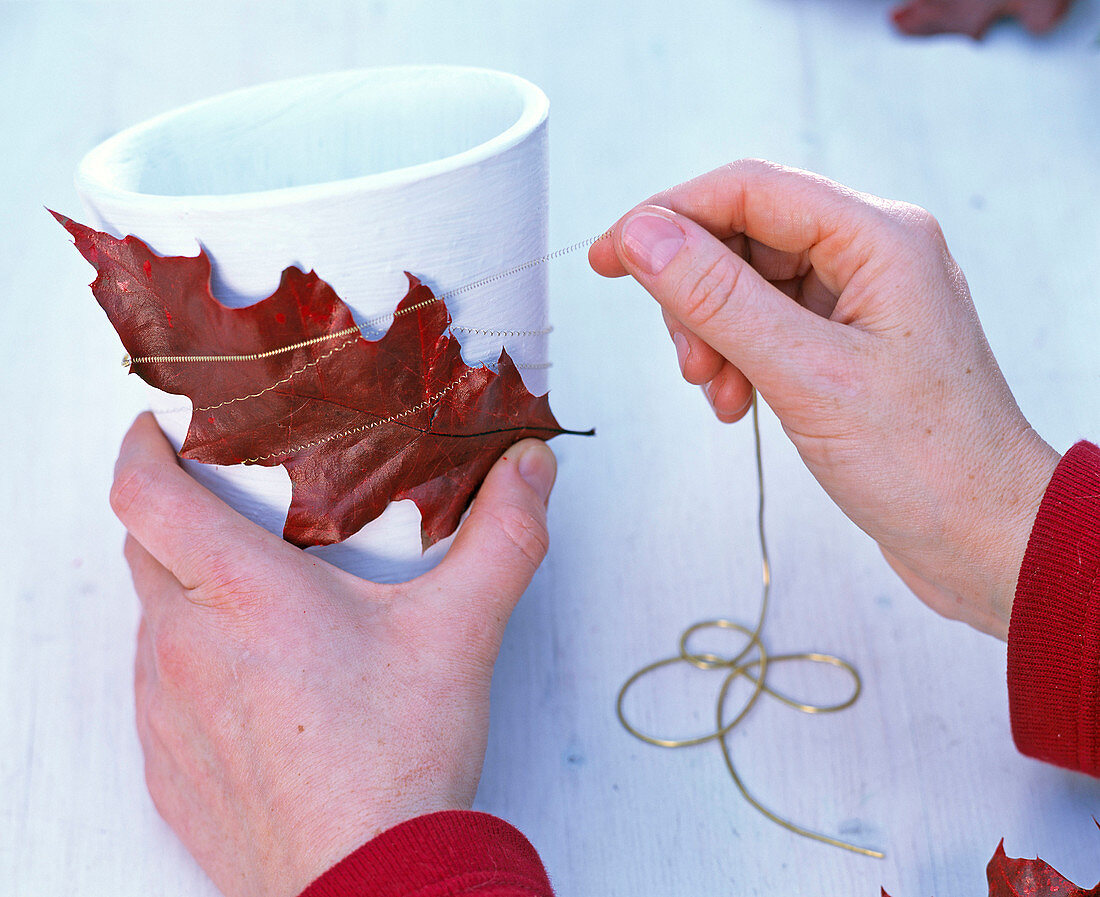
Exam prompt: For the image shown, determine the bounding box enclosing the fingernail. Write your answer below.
[518,441,557,503]
[621,213,686,275]
[672,331,690,370]
[732,391,754,418]
[703,380,719,409]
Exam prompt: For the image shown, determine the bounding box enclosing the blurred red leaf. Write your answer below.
[56,212,584,548]
[890,0,1071,40]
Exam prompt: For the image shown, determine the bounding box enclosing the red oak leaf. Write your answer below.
[55,211,587,548]
[882,829,1100,897]
[986,839,1100,897]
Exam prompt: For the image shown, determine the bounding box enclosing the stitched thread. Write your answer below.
[154,360,552,417]
[450,325,552,338]
[241,369,476,463]
[193,334,363,412]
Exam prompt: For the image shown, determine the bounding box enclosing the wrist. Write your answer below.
[956,426,1060,639]
[285,793,474,897]
[893,423,1059,639]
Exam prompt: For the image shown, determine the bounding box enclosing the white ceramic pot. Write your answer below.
[75,66,550,582]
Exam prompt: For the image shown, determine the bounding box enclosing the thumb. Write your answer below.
[616,205,834,395]
[422,439,556,627]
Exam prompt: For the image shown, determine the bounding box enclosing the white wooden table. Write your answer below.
[4,1,1100,894]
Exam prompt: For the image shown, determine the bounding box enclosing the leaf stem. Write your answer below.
[413,424,595,439]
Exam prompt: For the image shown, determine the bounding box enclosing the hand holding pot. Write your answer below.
[115,413,556,897]
[590,160,1059,639]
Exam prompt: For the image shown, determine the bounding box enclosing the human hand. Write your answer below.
[590,160,1059,639]
[113,412,556,897]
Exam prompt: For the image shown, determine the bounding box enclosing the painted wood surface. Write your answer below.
[3,1,1099,895]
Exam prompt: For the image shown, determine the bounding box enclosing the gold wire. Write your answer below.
[122,232,609,369]
[615,398,884,859]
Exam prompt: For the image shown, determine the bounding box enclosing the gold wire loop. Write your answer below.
[615,636,770,749]
[615,397,884,859]
[679,618,757,670]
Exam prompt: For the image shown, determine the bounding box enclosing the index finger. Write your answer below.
[110,412,294,590]
[589,159,897,296]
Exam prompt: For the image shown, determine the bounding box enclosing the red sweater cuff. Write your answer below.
[1008,440,1100,776]
[297,811,554,897]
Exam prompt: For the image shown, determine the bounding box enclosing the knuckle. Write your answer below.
[150,626,193,686]
[142,695,175,753]
[809,348,862,399]
[123,533,142,567]
[109,461,165,521]
[142,758,172,822]
[133,679,150,739]
[727,157,775,175]
[178,547,264,616]
[184,549,241,601]
[487,501,550,572]
[719,159,749,181]
[889,201,945,244]
[780,330,867,408]
[190,586,266,632]
[676,253,743,331]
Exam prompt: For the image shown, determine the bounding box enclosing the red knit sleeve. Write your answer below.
[297,811,554,897]
[1007,440,1100,776]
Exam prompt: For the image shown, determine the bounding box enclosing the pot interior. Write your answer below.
[88,68,535,197]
